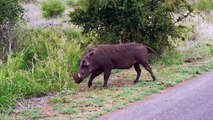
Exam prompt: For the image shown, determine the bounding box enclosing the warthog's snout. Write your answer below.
[71,73,84,84]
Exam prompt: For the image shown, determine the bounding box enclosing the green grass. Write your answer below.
[53,104,78,114]
[193,0,213,11]
[66,0,74,6]
[49,97,63,103]
[0,27,85,113]
[41,0,66,18]
[21,108,41,119]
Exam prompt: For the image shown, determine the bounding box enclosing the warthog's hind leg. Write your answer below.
[142,63,156,81]
[133,63,141,83]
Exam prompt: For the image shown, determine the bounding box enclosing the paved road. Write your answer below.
[99,72,213,120]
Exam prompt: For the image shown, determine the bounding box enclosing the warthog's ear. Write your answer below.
[88,51,95,57]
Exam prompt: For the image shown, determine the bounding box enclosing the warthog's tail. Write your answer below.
[142,44,160,57]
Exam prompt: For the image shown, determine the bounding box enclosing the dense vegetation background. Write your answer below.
[70,0,193,52]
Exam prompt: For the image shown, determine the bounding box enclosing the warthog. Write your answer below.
[72,43,156,88]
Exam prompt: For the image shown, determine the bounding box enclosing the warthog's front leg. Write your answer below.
[134,63,141,83]
[88,70,103,88]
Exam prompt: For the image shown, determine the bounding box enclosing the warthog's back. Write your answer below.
[88,43,148,69]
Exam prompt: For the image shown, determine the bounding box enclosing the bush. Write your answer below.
[41,0,66,18]
[0,28,81,113]
[70,0,193,52]
[0,0,23,25]
[64,28,96,48]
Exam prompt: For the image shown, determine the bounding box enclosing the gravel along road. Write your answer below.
[99,72,213,120]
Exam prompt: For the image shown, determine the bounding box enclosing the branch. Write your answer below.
[174,3,194,23]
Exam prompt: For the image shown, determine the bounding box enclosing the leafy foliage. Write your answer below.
[0,0,23,59]
[41,0,66,18]
[70,0,193,52]
[0,0,23,25]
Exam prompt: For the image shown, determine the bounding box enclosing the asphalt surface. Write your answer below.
[99,72,213,120]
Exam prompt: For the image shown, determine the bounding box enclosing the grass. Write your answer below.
[41,0,66,18]
[0,27,85,113]
[21,108,41,119]
[193,0,213,11]
[66,0,74,6]
[48,98,63,103]
[53,104,78,114]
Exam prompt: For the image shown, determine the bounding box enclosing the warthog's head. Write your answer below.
[72,50,96,84]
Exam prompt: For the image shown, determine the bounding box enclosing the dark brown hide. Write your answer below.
[73,43,156,88]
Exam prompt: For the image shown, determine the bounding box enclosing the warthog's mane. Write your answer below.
[81,43,142,58]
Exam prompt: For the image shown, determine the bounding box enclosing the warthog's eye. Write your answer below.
[81,60,85,66]
[81,60,89,67]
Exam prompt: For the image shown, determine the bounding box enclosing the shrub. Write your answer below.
[0,0,23,25]
[0,0,23,59]
[70,0,193,53]
[41,0,66,18]
[64,28,96,48]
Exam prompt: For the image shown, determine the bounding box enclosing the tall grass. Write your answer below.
[193,0,213,11]
[0,28,83,113]
[41,0,66,18]
[66,0,74,6]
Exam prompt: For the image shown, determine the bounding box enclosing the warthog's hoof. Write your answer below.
[133,80,139,84]
[103,85,108,89]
